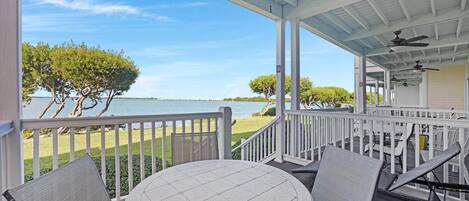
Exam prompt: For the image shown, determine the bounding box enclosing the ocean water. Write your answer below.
[23,97,287,119]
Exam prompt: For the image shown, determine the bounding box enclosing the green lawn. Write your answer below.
[23,116,274,177]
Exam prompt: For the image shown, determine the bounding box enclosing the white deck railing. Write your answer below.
[21,108,231,201]
[367,107,468,120]
[233,117,279,163]
[0,120,14,197]
[284,110,469,201]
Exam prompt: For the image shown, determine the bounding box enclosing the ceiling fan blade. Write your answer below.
[403,43,429,47]
[404,35,428,43]
[399,69,415,72]
[423,68,440,71]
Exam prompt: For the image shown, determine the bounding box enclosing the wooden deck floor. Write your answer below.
[266,136,468,201]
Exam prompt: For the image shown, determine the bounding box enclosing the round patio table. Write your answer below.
[126,160,312,201]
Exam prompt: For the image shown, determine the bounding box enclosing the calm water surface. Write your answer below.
[23,97,288,119]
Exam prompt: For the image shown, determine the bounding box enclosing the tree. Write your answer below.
[299,77,313,94]
[300,86,351,108]
[249,74,291,115]
[51,42,139,118]
[21,43,39,105]
[22,42,72,118]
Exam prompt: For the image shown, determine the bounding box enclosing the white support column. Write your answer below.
[275,19,286,163]
[419,71,429,108]
[0,0,24,189]
[218,107,232,160]
[290,19,301,111]
[354,56,367,113]
[375,80,380,105]
[384,70,391,105]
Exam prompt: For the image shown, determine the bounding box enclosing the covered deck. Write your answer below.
[0,0,469,201]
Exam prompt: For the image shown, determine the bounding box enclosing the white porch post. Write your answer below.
[465,63,469,113]
[0,0,24,190]
[384,70,391,105]
[354,55,367,113]
[290,19,301,110]
[218,107,232,160]
[374,80,379,105]
[275,19,286,163]
[419,71,428,108]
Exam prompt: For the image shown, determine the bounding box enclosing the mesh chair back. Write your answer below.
[171,132,218,166]
[3,154,110,201]
[312,146,384,201]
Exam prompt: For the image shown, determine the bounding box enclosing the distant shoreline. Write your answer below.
[30,96,240,102]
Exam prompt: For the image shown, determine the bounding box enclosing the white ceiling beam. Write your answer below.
[284,0,362,19]
[430,0,437,16]
[343,8,469,42]
[322,13,353,34]
[374,36,387,46]
[398,0,411,21]
[367,0,389,26]
[283,0,298,7]
[434,23,439,40]
[367,32,469,56]
[359,39,374,49]
[462,0,467,11]
[230,0,283,20]
[343,6,370,31]
[456,17,463,38]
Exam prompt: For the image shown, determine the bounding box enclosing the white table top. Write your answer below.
[127,160,312,201]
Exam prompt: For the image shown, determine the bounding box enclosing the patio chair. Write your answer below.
[311,146,384,201]
[3,154,110,201]
[171,132,218,165]
[293,123,414,174]
[365,123,415,168]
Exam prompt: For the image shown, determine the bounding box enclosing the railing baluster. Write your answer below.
[379,121,384,161]
[403,123,408,173]
[162,121,167,169]
[139,122,145,180]
[114,125,121,201]
[207,118,211,159]
[199,118,203,160]
[86,127,91,154]
[70,127,75,161]
[369,120,374,158]
[100,126,106,184]
[458,128,465,200]
[127,123,133,191]
[52,128,58,170]
[390,123,396,174]
[190,119,194,162]
[415,125,420,168]
[241,139,245,160]
[151,121,156,174]
[359,119,364,155]
[33,129,40,179]
[341,118,345,149]
[349,118,354,153]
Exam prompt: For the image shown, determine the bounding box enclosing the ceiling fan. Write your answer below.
[399,60,439,72]
[390,75,406,82]
[399,81,417,87]
[387,30,429,53]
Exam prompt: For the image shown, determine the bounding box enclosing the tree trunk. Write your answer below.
[58,96,85,135]
[50,100,65,118]
[97,92,115,117]
[38,95,55,118]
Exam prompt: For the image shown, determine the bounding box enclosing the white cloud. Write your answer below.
[34,0,171,21]
[151,2,210,9]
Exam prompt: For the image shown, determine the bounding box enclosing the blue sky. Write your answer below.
[23,0,354,99]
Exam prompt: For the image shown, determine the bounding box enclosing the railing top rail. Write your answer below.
[21,112,222,129]
[0,120,14,137]
[232,116,279,151]
[367,107,468,114]
[285,110,469,128]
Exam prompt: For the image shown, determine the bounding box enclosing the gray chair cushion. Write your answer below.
[291,161,320,173]
[3,154,110,201]
[312,146,384,201]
